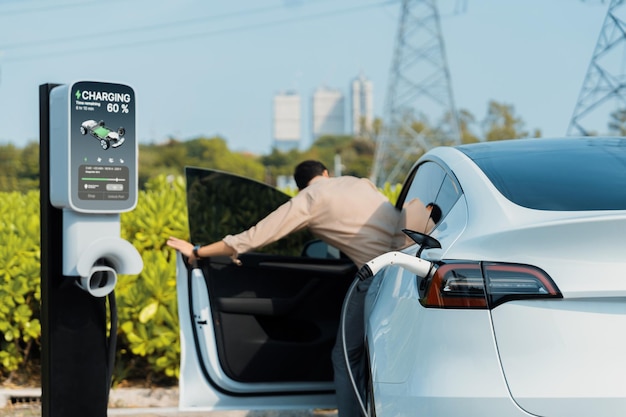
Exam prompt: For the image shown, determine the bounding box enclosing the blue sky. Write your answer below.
[0,0,612,154]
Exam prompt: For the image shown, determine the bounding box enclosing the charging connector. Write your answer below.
[341,251,435,417]
[358,251,434,280]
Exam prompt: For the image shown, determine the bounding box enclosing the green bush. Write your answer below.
[0,174,401,385]
[0,191,41,376]
[117,174,188,383]
[0,176,188,385]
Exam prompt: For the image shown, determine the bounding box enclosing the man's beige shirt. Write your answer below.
[223,176,403,268]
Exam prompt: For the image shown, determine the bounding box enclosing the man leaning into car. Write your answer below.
[167,159,435,417]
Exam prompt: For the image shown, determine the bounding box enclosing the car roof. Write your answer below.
[455,136,624,159]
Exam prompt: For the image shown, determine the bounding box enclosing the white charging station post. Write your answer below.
[40,82,143,417]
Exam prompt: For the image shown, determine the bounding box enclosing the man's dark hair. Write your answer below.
[294,160,327,190]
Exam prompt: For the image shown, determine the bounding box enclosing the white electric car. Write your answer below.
[176,137,626,416]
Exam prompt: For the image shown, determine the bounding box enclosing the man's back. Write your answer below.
[223,175,401,268]
[302,176,400,267]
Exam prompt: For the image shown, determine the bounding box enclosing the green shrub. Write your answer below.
[117,174,188,383]
[0,175,188,384]
[0,175,401,384]
[0,191,41,376]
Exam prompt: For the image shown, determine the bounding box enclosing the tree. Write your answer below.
[311,135,353,163]
[458,109,481,144]
[0,98,546,194]
[138,139,187,187]
[138,136,266,186]
[608,108,626,136]
[260,148,304,185]
[19,143,40,189]
[0,144,21,184]
[183,137,265,181]
[308,134,376,178]
[482,101,534,141]
[0,143,37,192]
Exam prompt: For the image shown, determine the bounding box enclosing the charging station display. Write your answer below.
[50,81,137,213]
[71,81,136,211]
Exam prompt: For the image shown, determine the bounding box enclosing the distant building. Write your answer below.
[350,74,374,136]
[311,86,345,140]
[273,91,301,152]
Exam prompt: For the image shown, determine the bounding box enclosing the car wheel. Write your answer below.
[100,139,110,150]
[80,126,87,135]
[98,120,105,126]
[118,127,125,136]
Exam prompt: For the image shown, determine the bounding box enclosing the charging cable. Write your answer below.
[340,251,434,417]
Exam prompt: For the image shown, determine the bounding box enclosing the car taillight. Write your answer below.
[421,261,562,309]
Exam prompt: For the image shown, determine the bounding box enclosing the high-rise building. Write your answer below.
[311,86,345,140]
[351,74,374,136]
[272,91,301,152]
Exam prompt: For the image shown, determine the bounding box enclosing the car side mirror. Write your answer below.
[402,229,441,257]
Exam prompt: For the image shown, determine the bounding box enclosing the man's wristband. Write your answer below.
[193,245,201,259]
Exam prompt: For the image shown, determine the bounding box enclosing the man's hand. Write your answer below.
[166,238,238,264]
[166,236,195,259]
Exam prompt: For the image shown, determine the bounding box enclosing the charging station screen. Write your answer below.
[69,81,136,212]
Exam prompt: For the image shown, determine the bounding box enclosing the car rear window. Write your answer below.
[457,138,626,211]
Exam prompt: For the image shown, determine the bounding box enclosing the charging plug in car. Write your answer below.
[356,250,435,281]
[356,229,441,282]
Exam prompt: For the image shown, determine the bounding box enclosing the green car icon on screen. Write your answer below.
[80,120,126,150]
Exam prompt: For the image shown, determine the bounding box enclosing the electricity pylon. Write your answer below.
[371,0,460,186]
[568,0,626,136]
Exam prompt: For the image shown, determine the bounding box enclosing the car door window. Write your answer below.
[186,166,313,256]
[435,172,462,219]
[399,162,446,207]
[398,160,462,227]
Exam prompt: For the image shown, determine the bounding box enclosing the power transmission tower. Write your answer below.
[568,0,626,136]
[371,0,460,186]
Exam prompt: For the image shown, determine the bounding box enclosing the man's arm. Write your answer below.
[166,237,234,261]
[167,191,312,263]
[222,196,311,255]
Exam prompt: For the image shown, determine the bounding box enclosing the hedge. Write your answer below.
[0,174,400,384]
[0,175,187,384]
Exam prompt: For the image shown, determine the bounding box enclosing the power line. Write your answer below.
[0,1,325,51]
[0,0,127,16]
[0,0,397,63]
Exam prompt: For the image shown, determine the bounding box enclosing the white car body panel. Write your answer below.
[365,260,532,416]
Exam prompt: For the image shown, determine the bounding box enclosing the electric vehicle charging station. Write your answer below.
[40,81,143,417]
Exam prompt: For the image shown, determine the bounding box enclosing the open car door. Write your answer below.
[176,167,357,411]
